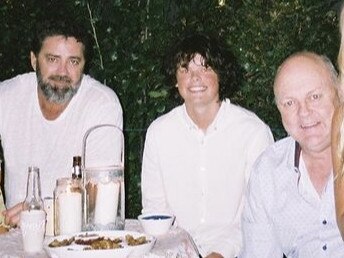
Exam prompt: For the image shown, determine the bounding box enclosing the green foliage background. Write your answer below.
[0,0,342,218]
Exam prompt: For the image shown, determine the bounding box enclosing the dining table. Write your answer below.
[0,219,200,258]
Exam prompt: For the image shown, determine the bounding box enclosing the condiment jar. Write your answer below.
[54,177,85,235]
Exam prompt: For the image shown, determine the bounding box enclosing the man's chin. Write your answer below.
[43,90,75,104]
[49,81,73,89]
[47,97,72,105]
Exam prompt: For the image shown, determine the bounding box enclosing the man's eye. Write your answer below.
[70,59,80,66]
[283,100,294,108]
[310,93,321,101]
[47,57,57,63]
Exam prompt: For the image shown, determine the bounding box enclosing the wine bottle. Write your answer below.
[72,156,82,179]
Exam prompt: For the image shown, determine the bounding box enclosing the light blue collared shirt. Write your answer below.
[240,137,344,258]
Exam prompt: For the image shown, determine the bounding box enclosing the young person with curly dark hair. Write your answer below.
[141,33,273,258]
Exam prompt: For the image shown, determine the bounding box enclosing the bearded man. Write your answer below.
[1,20,123,226]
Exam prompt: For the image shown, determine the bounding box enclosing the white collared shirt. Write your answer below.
[141,99,273,257]
[240,137,344,258]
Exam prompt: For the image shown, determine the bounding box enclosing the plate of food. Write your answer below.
[44,230,156,258]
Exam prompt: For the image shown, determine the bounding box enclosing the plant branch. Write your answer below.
[87,2,104,71]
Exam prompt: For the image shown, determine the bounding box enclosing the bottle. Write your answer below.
[23,166,44,211]
[21,166,46,253]
[72,156,82,179]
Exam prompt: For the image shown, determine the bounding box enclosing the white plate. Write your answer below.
[44,230,156,258]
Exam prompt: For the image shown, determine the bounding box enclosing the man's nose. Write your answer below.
[56,61,69,75]
[298,102,311,117]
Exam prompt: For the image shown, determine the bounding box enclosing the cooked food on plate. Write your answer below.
[76,237,122,250]
[48,237,75,248]
[48,233,149,250]
[126,234,148,246]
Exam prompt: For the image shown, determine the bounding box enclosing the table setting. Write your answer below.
[0,219,200,257]
[0,125,200,257]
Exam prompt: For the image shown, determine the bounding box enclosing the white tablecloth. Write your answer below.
[0,219,199,258]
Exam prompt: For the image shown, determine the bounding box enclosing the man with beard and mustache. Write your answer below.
[0,20,123,226]
[140,33,273,258]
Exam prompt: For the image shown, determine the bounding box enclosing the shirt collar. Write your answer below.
[293,141,316,201]
[294,141,301,169]
[181,100,227,133]
[293,141,333,201]
[298,155,321,201]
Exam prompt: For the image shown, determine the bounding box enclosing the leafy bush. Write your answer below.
[0,0,341,217]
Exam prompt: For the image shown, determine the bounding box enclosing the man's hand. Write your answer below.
[206,252,224,258]
[2,202,23,227]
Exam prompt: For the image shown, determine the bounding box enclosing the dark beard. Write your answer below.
[36,66,81,104]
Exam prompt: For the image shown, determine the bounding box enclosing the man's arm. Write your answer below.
[240,159,283,258]
[141,123,169,214]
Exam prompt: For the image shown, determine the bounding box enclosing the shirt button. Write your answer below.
[322,244,327,251]
[322,220,327,225]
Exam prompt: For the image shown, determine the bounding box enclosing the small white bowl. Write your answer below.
[138,213,175,236]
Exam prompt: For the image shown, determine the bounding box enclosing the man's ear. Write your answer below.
[30,51,37,71]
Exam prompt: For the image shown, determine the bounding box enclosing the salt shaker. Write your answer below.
[54,177,85,235]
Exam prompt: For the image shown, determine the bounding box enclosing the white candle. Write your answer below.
[58,192,82,234]
[94,181,120,225]
[43,197,54,236]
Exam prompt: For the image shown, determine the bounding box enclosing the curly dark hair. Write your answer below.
[163,32,242,101]
[31,19,91,65]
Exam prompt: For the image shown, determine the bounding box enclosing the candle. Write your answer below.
[94,181,120,225]
[58,192,82,234]
[43,197,54,236]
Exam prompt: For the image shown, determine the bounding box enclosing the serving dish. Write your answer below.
[44,230,156,258]
[138,213,175,236]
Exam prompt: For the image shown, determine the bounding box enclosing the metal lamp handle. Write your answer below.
[81,124,124,171]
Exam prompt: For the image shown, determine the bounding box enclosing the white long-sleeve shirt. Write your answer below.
[0,72,123,208]
[240,137,344,258]
[141,99,273,257]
